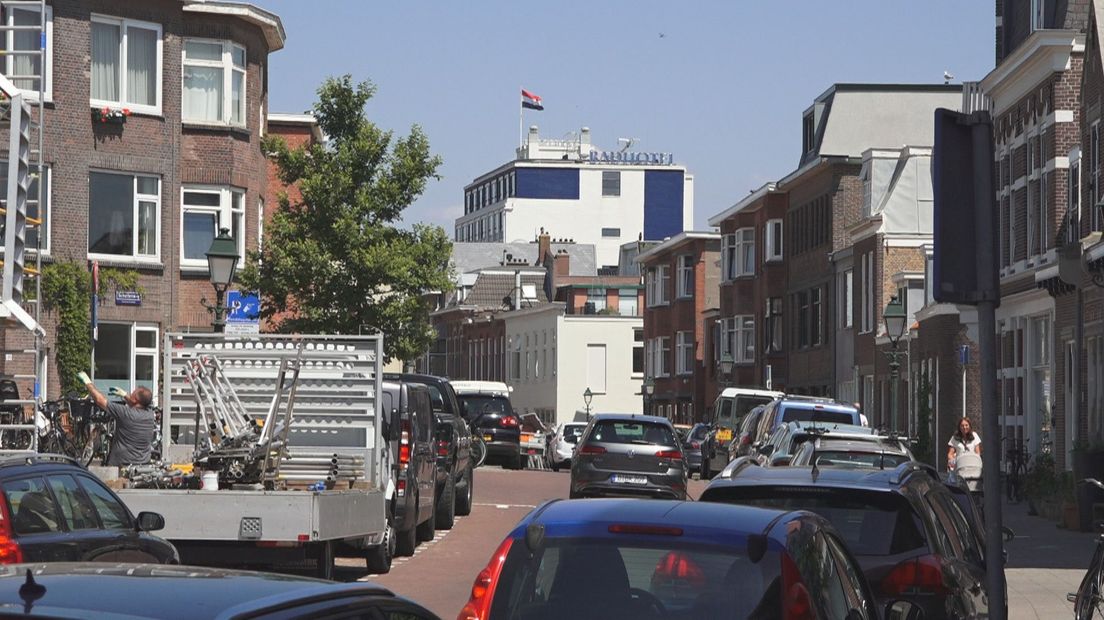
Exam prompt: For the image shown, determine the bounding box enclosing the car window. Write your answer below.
[413,391,431,439]
[590,421,675,446]
[807,532,851,620]
[716,397,734,423]
[780,407,855,426]
[813,450,911,469]
[75,476,131,530]
[562,425,585,444]
[734,396,775,419]
[424,384,448,414]
[937,492,984,564]
[823,532,875,619]
[925,490,968,561]
[690,425,709,441]
[459,396,513,420]
[46,475,99,531]
[4,477,61,535]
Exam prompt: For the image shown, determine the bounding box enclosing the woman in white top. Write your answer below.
[947,417,982,470]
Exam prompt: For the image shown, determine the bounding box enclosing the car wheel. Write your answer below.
[569,488,581,499]
[364,513,395,574]
[435,474,456,530]
[455,465,474,516]
[416,500,437,542]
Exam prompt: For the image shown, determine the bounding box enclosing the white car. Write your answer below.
[547,422,587,472]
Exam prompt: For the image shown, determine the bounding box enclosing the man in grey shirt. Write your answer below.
[79,372,157,466]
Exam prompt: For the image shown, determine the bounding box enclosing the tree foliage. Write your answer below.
[240,76,452,362]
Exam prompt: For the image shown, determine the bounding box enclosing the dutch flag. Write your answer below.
[521,89,544,111]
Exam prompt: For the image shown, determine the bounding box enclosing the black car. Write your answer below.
[0,454,177,565]
[0,563,437,619]
[681,422,709,477]
[383,373,476,527]
[451,382,522,470]
[701,461,991,619]
[379,380,439,560]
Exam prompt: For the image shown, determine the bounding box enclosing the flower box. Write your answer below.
[91,107,129,125]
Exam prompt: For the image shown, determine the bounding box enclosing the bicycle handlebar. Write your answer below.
[1085,478,1104,492]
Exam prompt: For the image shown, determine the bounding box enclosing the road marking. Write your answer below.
[359,517,462,579]
[474,502,537,509]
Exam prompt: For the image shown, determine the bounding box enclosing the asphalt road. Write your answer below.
[335,466,709,618]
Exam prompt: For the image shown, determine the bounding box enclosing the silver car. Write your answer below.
[569,414,688,500]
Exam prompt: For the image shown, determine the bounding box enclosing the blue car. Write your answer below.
[459,497,919,620]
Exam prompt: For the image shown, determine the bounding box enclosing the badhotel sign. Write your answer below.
[588,151,674,165]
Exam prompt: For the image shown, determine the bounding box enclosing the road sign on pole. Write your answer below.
[225,290,261,335]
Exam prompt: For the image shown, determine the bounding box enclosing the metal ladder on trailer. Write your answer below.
[0,0,48,455]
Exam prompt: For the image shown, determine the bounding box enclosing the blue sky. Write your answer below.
[253,1,994,233]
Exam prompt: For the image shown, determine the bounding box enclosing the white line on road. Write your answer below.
[358,517,461,580]
[474,502,537,509]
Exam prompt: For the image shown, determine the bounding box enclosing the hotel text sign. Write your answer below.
[588,151,674,165]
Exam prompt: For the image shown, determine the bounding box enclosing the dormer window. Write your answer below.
[802,113,815,155]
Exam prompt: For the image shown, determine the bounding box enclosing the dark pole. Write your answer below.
[889,343,900,433]
[212,284,227,333]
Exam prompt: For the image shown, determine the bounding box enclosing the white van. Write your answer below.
[704,387,783,477]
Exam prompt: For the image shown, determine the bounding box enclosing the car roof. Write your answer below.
[588,413,672,425]
[449,380,512,396]
[718,387,784,399]
[813,436,910,454]
[786,421,871,435]
[383,372,450,387]
[709,461,936,493]
[775,399,859,414]
[0,563,397,620]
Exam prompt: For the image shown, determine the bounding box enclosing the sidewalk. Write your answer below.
[1003,494,1092,619]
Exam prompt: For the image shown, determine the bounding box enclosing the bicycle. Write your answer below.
[36,398,78,456]
[66,396,113,466]
[1003,437,1031,503]
[470,433,487,468]
[1070,479,1104,619]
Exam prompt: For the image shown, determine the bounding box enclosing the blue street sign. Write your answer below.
[959,345,970,365]
[227,290,261,323]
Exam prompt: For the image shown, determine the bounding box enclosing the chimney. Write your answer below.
[537,227,551,265]
[554,250,570,278]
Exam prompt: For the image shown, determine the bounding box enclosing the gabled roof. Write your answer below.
[451,242,596,276]
[465,272,550,309]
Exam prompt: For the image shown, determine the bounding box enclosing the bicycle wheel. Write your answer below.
[1077,556,1104,620]
[471,436,487,468]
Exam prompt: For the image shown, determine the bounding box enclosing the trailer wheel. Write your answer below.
[315,540,335,581]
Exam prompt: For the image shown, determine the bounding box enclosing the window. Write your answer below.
[802,113,815,154]
[586,288,606,313]
[601,170,620,196]
[647,265,669,306]
[1038,167,1048,255]
[765,219,783,261]
[677,254,694,298]
[76,476,130,530]
[601,227,621,237]
[1093,123,1100,224]
[1031,0,1046,31]
[797,292,810,348]
[735,316,755,363]
[766,297,783,353]
[633,328,644,374]
[861,252,874,333]
[90,16,161,114]
[46,475,98,531]
[5,477,60,535]
[650,337,670,377]
[722,233,737,280]
[509,339,521,381]
[88,172,159,259]
[924,253,934,306]
[618,288,638,316]
[2,4,52,99]
[840,269,853,328]
[181,186,245,269]
[676,331,694,375]
[93,323,158,399]
[183,39,246,126]
[1070,155,1082,244]
[811,287,823,346]
[735,228,755,276]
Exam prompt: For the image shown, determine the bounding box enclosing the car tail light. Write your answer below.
[881,554,948,596]
[781,553,813,620]
[0,494,22,565]
[397,479,407,498]
[399,420,411,466]
[690,441,700,449]
[458,536,513,620]
[499,416,519,428]
[655,450,683,460]
[436,440,450,457]
[578,445,606,455]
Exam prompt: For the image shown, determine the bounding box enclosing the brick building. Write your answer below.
[636,231,719,423]
[0,0,284,400]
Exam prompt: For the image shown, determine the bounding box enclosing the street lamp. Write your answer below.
[583,387,593,418]
[202,228,240,333]
[883,294,908,433]
[719,352,735,388]
[643,376,655,416]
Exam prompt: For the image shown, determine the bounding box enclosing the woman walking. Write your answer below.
[947,416,982,470]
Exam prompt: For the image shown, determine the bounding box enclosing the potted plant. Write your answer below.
[1024,452,1058,518]
[1060,472,1080,530]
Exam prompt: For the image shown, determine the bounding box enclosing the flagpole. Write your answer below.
[519,86,523,149]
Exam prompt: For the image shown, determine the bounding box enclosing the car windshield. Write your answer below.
[490,538,782,619]
[703,487,927,557]
[734,396,774,419]
[814,450,911,469]
[590,420,676,446]
[690,425,709,441]
[458,395,513,420]
[562,426,585,444]
[781,409,854,425]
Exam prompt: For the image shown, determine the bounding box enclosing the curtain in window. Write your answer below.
[231,70,244,125]
[183,66,222,122]
[126,26,156,106]
[137,200,156,255]
[91,22,120,101]
[12,9,40,91]
[183,211,216,260]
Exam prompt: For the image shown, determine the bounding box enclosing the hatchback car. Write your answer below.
[451,381,523,470]
[570,414,687,500]
[789,433,915,469]
[0,563,436,619]
[548,422,587,472]
[755,422,873,467]
[681,422,710,477]
[752,397,862,449]
[459,498,912,620]
[701,461,990,619]
[0,454,177,565]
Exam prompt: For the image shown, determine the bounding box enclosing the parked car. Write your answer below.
[789,432,915,469]
[0,454,177,565]
[701,460,992,619]
[434,409,474,529]
[569,414,687,500]
[755,421,874,467]
[752,397,862,449]
[451,380,523,470]
[548,422,587,472]
[681,422,710,477]
[379,380,439,557]
[459,497,918,620]
[0,563,436,619]
[701,388,782,478]
[383,372,475,529]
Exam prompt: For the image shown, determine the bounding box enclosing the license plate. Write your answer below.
[716,429,733,442]
[483,434,493,442]
[521,433,533,443]
[611,474,647,485]
[527,449,537,455]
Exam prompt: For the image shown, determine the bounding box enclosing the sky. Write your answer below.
[252,1,995,234]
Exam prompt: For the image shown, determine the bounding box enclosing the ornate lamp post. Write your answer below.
[201,228,240,333]
[643,376,655,416]
[882,295,908,433]
[583,387,593,418]
[719,352,735,389]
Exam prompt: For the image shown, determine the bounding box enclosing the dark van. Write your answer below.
[380,381,438,557]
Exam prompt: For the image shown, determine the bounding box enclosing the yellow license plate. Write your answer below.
[483,434,493,442]
[521,433,533,443]
[716,429,733,442]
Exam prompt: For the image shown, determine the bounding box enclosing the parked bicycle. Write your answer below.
[36,398,77,456]
[1004,437,1031,503]
[469,431,487,468]
[1070,479,1104,619]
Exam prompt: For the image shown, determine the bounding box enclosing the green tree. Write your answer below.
[240,76,452,363]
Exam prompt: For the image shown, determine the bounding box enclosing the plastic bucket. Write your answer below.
[201,471,219,491]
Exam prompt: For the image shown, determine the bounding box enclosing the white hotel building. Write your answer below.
[454,126,694,269]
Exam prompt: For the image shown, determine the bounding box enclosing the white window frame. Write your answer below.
[89,14,162,115]
[676,331,693,375]
[1093,122,1100,225]
[648,264,670,306]
[734,227,755,277]
[1069,149,1081,244]
[1031,0,1046,31]
[180,185,245,270]
[676,254,694,298]
[92,322,159,404]
[1038,166,1048,256]
[765,219,783,261]
[840,268,853,328]
[182,38,247,127]
[3,3,53,101]
[735,315,755,363]
[87,171,161,262]
[722,233,737,281]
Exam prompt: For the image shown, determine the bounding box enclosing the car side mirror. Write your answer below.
[884,600,924,620]
[759,445,775,457]
[1002,525,1015,542]
[770,454,791,467]
[136,511,165,532]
